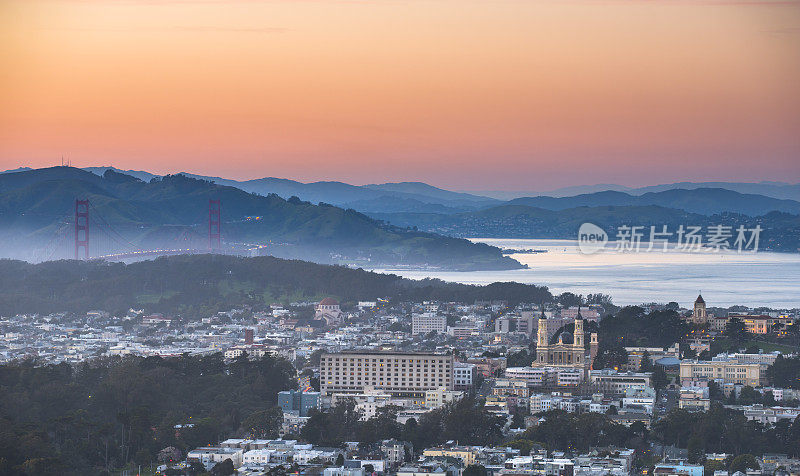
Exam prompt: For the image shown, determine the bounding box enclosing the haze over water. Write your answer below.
[375,239,800,308]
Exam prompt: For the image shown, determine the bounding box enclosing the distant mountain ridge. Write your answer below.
[2,165,797,216]
[507,188,800,216]
[472,181,800,201]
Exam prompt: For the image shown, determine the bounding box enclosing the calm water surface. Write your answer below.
[372,239,800,308]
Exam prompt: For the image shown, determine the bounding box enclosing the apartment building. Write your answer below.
[187,447,243,469]
[320,351,454,397]
[453,362,476,389]
[411,313,447,335]
[678,387,711,412]
[492,378,530,398]
[505,366,585,387]
[278,389,320,417]
[425,387,464,409]
[679,360,763,387]
[589,370,652,395]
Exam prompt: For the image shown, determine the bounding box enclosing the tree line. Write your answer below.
[0,255,552,317]
[0,353,296,475]
[299,397,506,452]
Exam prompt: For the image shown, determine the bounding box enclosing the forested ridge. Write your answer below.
[0,254,552,316]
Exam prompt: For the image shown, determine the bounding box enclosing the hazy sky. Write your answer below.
[1,0,799,190]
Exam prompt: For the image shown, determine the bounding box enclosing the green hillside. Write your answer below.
[0,167,522,270]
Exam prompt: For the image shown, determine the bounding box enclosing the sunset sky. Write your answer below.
[1,0,799,190]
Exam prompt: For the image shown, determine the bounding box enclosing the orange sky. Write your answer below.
[1,0,799,189]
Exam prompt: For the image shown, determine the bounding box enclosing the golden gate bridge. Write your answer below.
[36,199,263,262]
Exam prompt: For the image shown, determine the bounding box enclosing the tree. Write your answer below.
[240,406,283,438]
[308,350,324,367]
[639,351,653,372]
[652,365,669,391]
[463,464,488,476]
[335,454,345,467]
[557,292,583,308]
[593,346,629,370]
[0,353,296,474]
[388,322,407,332]
[705,459,726,476]
[725,318,748,344]
[597,307,687,349]
[763,391,776,406]
[708,381,724,401]
[687,435,704,464]
[682,346,697,360]
[211,458,235,476]
[726,391,737,405]
[738,386,760,405]
[19,457,67,476]
[766,356,800,389]
[729,454,759,474]
[506,439,535,456]
[507,350,534,368]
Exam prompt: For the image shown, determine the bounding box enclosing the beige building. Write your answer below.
[421,447,477,466]
[678,387,711,412]
[710,315,729,332]
[732,314,795,335]
[425,387,464,409]
[491,378,530,398]
[320,351,453,397]
[679,360,763,387]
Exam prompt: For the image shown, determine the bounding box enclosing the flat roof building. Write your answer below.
[320,351,453,397]
[679,360,763,387]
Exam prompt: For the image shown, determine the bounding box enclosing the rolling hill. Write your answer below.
[507,188,800,216]
[371,205,800,252]
[0,167,522,270]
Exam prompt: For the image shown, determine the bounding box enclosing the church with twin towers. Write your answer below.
[535,310,599,370]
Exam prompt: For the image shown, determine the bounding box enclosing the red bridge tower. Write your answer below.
[209,199,221,251]
[75,199,89,260]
